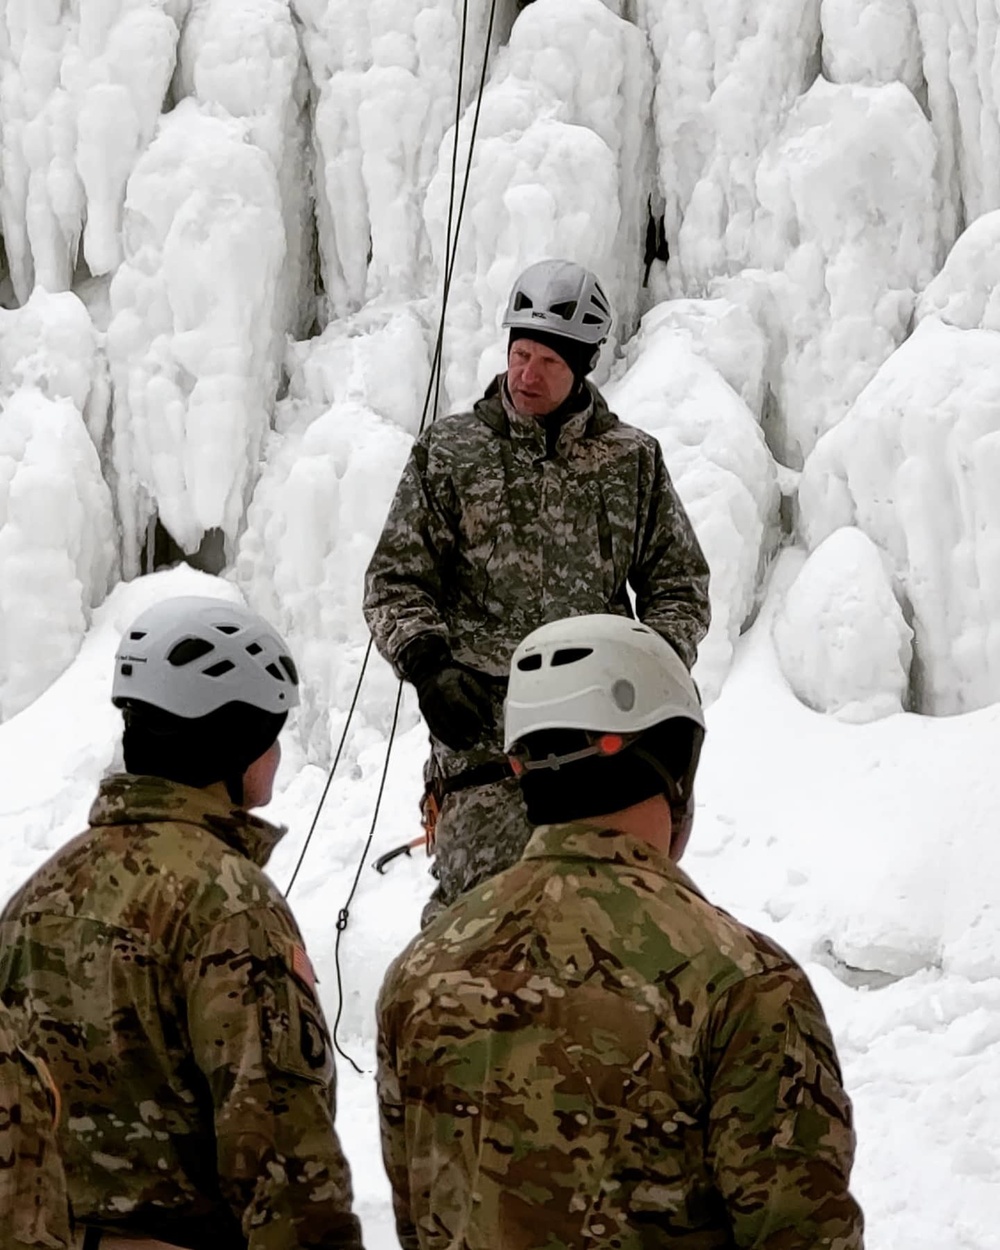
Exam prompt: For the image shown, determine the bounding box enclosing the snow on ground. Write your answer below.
[1,562,998,1248]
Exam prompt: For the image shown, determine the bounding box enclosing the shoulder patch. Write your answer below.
[291,944,318,992]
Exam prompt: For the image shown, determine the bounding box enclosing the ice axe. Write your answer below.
[373,833,428,874]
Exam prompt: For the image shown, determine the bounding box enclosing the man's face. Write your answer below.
[507,337,575,418]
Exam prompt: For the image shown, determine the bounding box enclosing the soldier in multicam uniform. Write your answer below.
[364,259,711,922]
[0,597,363,1250]
[377,614,865,1250]
[0,1009,71,1250]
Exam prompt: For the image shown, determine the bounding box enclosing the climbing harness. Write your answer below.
[285,0,501,1073]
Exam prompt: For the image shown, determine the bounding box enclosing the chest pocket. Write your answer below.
[0,1047,71,1247]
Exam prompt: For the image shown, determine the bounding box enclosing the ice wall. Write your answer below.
[426,0,653,408]
[294,0,503,322]
[175,0,314,339]
[639,0,823,291]
[799,317,1000,716]
[0,389,115,720]
[107,102,286,574]
[747,78,941,466]
[235,402,413,756]
[0,0,187,301]
[606,316,779,702]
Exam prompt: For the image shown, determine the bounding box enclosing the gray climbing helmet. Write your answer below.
[504,614,703,752]
[502,259,612,347]
[112,596,300,718]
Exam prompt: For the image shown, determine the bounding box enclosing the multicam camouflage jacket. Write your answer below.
[0,1011,71,1250]
[363,376,711,694]
[0,774,362,1250]
[377,822,865,1250]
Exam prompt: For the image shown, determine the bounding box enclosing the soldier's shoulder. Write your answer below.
[420,406,498,454]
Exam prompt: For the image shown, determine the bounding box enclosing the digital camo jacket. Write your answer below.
[377,822,865,1250]
[0,1011,70,1250]
[0,774,362,1250]
[363,377,711,696]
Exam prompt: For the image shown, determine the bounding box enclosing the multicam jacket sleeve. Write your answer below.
[183,907,363,1250]
[705,970,864,1248]
[630,440,710,670]
[374,998,420,1250]
[0,1034,71,1250]
[363,436,455,674]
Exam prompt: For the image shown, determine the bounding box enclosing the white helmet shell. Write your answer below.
[502,259,612,346]
[112,596,300,718]
[504,614,703,752]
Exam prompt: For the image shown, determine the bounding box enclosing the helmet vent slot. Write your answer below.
[129,631,146,641]
[582,312,604,325]
[214,624,239,634]
[513,292,533,311]
[246,642,263,655]
[203,659,236,678]
[551,647,593,667]
[279,655,299,684]
[265,662,287,682]
[168,637,215,666]
[517,654,543,671]
[549,300,577,320]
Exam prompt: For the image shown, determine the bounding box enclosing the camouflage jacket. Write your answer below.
[0,775,362,1250]
[363,377,710,685]
[0,1012,71,1250]
[377,822,865,1250]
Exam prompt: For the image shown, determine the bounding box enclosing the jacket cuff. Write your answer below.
[396,634,451,685]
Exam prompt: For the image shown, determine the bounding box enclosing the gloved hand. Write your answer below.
[398,635,495,751]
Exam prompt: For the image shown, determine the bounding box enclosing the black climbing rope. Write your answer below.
[284,0,500,1069]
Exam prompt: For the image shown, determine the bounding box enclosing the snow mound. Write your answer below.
[773,529,912,723]
[633,296,769,419]
[0,287,109,446]
[236,402,414,759]
[285,303,433,437]
[916,210,1000,332]
[605,319,779,702]
[425,0,653,408]
[821,0,923,90]
[799,317,1000,716]
[0,0,184,299]
[107,100,286,574]
[0,389,116,721]
[751,78,941,466]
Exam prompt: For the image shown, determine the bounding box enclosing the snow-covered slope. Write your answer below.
[2,1,1000,1246]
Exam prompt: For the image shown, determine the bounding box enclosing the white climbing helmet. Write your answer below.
[504,613,703,752]
[502,259,613,346]
[112,596,300,718]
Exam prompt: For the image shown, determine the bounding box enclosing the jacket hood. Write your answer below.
[89,772,287,868]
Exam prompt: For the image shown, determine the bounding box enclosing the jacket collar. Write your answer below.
[522,821,705,899]
[475,374,619,448]
[89,773,287,868]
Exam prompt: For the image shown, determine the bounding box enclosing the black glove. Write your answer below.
[398,636,495,751]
